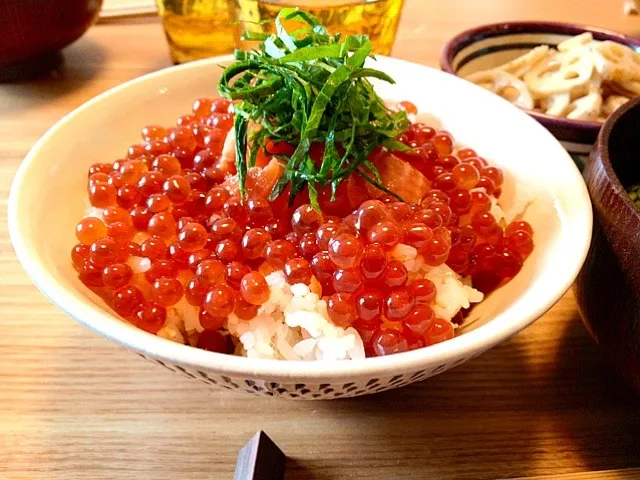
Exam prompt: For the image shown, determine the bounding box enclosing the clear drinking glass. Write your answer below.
[232,0,406,56]
[156,0,237,64]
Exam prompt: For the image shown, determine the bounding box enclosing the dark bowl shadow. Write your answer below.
[0,36,107,101]
[553,313,640,473]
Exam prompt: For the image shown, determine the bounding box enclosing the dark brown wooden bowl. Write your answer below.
[576,96,640,393]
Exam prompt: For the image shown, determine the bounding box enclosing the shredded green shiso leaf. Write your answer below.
[217,7,409,208]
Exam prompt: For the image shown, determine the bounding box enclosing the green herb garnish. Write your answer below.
[628,183,640,209]
[217,8,409,208]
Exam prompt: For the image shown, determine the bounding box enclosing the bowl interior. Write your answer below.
[607,102,640,189]
[8,56,592,381]
[453,32,572,77]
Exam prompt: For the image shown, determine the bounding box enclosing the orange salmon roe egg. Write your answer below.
[332,268,363,294]
[163,175,192,204]
[145,259,178,283]
[90,238,121,267]
[355,200,388,231]
[403,304,435,335]
[384,287,415,320]
[152,154,182,175]
[141,125,168,142]
[204,285,235,317]
[183,239,207,261]
[283,258,312,285]
[355,289,382,322]
[292,204,323,235]
[76,217,107,245]
[102,263,133,289]
[241,228,271,260]
[246,197,273,226]
[196,259,226,287]
[426,317,455,345]
[367,220,401,248]
[240,271,270,305]
[89,182,117,207]
[372,329,409,356]
[112,285,144,317]
[103,206,132,225]
[183,276,206,306]
[71,243,90,271]
[178,222,208,252]
[199,310,226,330]
[152,277,184,307]
[327,293,357,328]
[234,297,260,321]
[120,159,148,185]
[107,221,134,244]
[310,251,335,285]
[226,261,250,289]
[148,212,177,239]
[360,244,387,282]
[132,302,166,333]
[265,240,296,269]
[215,239,239,264]
[328,233,363,269]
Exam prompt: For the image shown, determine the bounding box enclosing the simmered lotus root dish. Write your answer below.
[465,33,639,122]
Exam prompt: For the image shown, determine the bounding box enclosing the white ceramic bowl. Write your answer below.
[9,55,592,399]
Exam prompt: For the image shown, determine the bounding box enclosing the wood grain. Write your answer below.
[1,1,640,478]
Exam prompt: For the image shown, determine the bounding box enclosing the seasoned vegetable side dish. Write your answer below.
[465,32,640,122]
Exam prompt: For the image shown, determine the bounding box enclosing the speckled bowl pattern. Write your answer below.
[9,55,592,399]
[440,22,640,168]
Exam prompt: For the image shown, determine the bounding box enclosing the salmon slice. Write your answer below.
[246,158,285,197]
[218,127,237,175]
[365,153,431,204]
[220,143,427,208]
[222,158,285,199]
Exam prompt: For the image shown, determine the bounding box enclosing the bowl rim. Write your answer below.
[8,54,593,381]
[592,95,640,219]
[439,20,640,136]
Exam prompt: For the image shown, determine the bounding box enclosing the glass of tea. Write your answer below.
[156,0,237,64]
[232,0,406,56]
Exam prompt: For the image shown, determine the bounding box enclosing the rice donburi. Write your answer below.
[71,9,535,361]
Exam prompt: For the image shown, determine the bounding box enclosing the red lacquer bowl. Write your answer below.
[0,0,103,66]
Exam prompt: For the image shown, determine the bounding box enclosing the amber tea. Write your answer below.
[233,0,405,56]
[156,0,236,64]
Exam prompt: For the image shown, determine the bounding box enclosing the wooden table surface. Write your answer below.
[2,1,640,479]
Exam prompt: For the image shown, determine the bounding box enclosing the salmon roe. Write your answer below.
[72,97,533,358]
